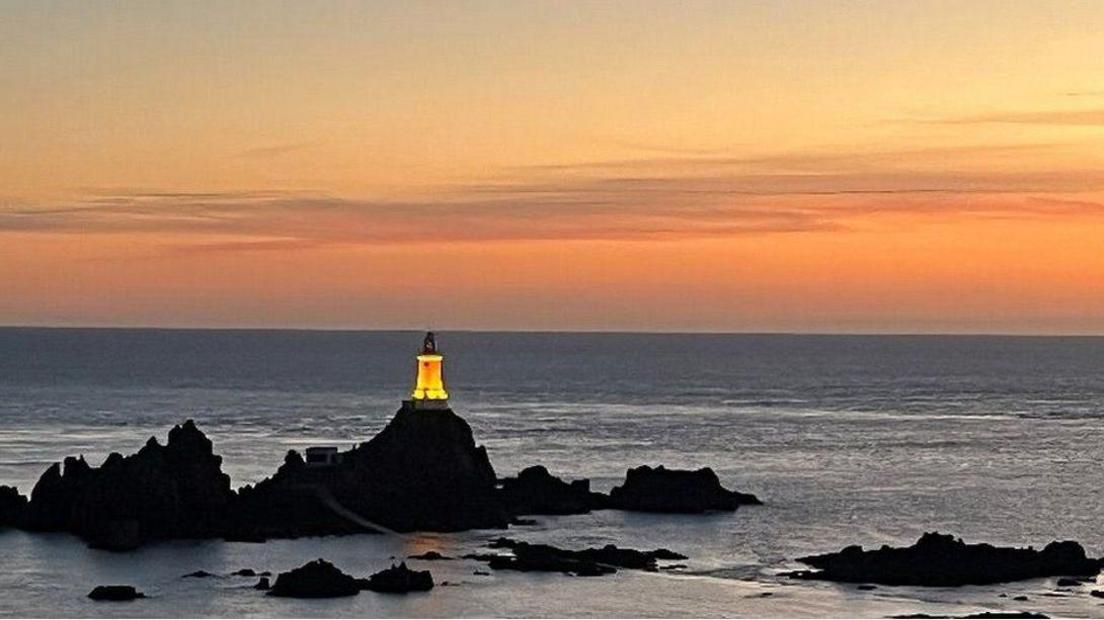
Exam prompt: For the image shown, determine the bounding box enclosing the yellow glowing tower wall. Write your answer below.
[411,332,449,408]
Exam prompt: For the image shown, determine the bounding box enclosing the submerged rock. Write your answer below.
[360,562,434,593]
[892,608,1046,613]
[608,465,761,513]
[24,421,234,548]
[0,485,27,528]
[498,466,609,515]
[480,537,687,576]
[791,532,1102,586]
[267,559,360,598]
[408,551,450,560]
[87,585,145,601]
[235,404,508,537]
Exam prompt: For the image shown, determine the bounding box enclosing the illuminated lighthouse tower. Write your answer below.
[408,331,450,410]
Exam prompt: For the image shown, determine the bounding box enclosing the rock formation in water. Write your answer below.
[360,562,434,593]
[233,403,509,538]
[498,465,609,515]
[23,420,234,550]
[475,537,687,576]
[0,485,27,528]
[608,465,761,513]
[87,585,145,601]
[408,551,450,560]
[790,532,1103,586]
[267,559,361,598]
[11,409,763,548]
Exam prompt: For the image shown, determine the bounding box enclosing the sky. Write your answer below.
[2,1,1103,334]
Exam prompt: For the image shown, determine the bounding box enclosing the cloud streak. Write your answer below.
[4,146,1104,251]
[922,108,1104,126]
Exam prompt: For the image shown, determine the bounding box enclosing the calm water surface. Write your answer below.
[1,329,1103,617]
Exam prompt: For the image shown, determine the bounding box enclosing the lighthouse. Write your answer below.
[408,331,449,410]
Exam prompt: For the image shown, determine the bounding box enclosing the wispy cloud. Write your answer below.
[235,141,322,159]
[4,144,1104,252]
[919,108,1104,126]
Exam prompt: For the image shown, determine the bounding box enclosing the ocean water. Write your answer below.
[1,328,1103,618]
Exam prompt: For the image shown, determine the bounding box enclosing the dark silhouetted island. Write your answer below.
[790,532,1102,586]
[472,537,687,576]
[4,407,760,549]
[87,585,145,601]
[360,562,434,593]
[0,332,764,551]
[609,465,762,513]
[267,559,361,598]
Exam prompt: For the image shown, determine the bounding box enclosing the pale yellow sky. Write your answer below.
[2,1,1103,332]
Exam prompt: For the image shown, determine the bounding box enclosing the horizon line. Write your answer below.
[1,323,1101,339]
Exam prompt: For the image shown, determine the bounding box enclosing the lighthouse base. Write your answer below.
[403,399,450,411]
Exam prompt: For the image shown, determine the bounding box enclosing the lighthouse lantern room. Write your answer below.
[409,331,449,410]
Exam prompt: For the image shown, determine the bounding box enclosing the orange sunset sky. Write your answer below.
[2,1,1103,333]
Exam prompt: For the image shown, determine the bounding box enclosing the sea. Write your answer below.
[1,328,1102,618]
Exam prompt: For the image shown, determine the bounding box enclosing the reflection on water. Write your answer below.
[1,329,1103,616]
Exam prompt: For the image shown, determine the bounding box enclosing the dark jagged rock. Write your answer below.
[267,559,360,598]
[0,485,27,528]
[182,570,219,579]
[1056,577,1082,587]
[87,585,145,601]
[26,456,92,531]
[254,577,271,590]
[498,466,609,515]
[791,533,1103,586]
[408,551,451,560]
[608,465,761,513]
[892,608,1046,613]
[232,568,267,577]
[234,404,508,537]
[359,562,434,593]
[480,537,687,575]
[962,608,1046,613]
[1091,590,1104,599]
[24,421,234,549]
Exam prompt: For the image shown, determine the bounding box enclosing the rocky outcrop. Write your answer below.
[25,456,93,531]
[22,421,234,549]
[9,412,762,547]
[234,404,509,537]
[87,585,144,601]
[0,485,27,528]
[408,551,450,560]
[608,465,761,513]
[477,537,687,576]
[360,563,434,593]
[267,559,361,598]
[791,532,1103,586]
[498,466,609,515]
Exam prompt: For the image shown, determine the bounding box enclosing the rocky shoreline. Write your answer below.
[4,405,1103,613]
[0,405,760,549]
[789,532,1103,587]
